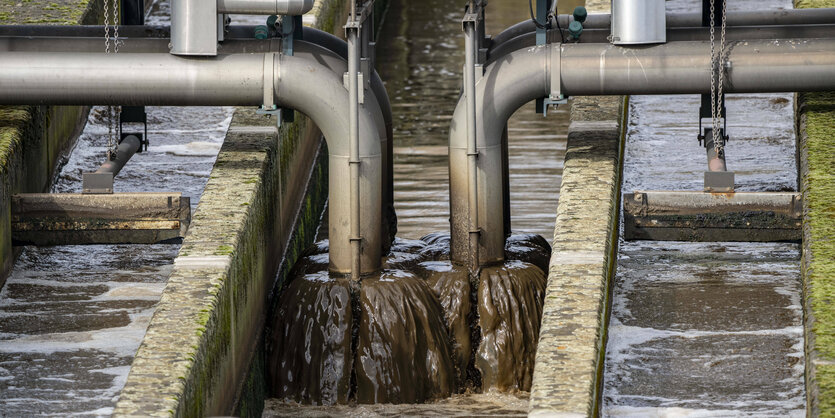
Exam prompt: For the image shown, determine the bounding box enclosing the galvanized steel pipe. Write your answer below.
[449,38,835,267]
[98,135,141,177]
[347,28,362,280]
[0,51,382,273]
[463,21,480,272]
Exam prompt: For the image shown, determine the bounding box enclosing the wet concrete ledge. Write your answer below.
[795,2,835,414]
[0,0,104,287]
[111,3,343,415]
[529,2,626,414]
[112,113,328,416]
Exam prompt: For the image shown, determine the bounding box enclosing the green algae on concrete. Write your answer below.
[794,2,835,416]
[529,0,627,415]
[0,0,104,286]
[112,0,345,416]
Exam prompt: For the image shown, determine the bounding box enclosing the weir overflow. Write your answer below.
[0,0,833,416]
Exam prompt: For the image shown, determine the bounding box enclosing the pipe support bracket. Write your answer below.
[549,42,562,101]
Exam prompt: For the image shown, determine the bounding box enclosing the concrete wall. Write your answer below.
[795,3,835,416]
[529,2,627,416]
[0,0,104,287]
[112,1,346,416]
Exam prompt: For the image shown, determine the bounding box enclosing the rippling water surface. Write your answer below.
[603,1,804,416]
[0,2,237,414]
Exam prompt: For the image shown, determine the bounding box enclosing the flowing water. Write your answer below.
[264,0,581,414]
[0,2,238,414]
[602,1,805,416]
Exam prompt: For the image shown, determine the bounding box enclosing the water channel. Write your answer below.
[0,0,808,415]
[0,2,235,413]
[602,0,805,416]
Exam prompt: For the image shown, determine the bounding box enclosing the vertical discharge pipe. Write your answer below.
[464,20,480,273]
[347,26,362,280]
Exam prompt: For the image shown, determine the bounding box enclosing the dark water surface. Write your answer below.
[0,2,237,415]
[602,1,804,416]
[264,0,579,414]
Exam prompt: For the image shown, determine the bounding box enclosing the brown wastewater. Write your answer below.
[263,0,581,414]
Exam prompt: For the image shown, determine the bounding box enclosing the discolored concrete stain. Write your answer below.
[529,2,625,412]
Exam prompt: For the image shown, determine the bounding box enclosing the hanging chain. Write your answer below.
[104,0,120,159]
[714,0,727,157]
[709,0,728,158]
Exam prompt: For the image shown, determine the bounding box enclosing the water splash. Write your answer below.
[267,233,550,404]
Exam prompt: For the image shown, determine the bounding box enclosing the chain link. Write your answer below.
[709,0,728,158]
[715,0,727,157]
[104,0,120,159]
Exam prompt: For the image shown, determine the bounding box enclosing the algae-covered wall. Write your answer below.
[0,0,104,286]
[795,3,835,414]
[794,2,835,417]
[112,0,350,415]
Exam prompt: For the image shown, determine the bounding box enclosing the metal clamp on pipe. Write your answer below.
[256,52,283,126]
[543,42,566,117]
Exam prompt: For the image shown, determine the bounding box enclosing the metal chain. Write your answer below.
[714,0,727,156]
[708,0,718,153]
[709,0,728,157]
[103,0,111,53]
[104,0,120,159]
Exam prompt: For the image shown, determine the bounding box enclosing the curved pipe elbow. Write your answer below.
[449,44,551,151]
[275,53,380,158]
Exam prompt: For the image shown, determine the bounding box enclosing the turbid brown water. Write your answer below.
[266,234,549,405]
[264,0,581,412]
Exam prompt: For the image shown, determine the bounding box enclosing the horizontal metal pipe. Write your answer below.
[98,135,141,177]
[449,36,835,267]
[487,24,835,64]
[217,0,314,15]
[0,51,382,273]
[490,8,835,45]
[3,24,832,56]
[559,38,835,95]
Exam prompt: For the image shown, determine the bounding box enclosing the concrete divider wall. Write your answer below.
[529,2,627,416]
[0,0,105,286]
[112,1,347,416]
[795,3,835,416]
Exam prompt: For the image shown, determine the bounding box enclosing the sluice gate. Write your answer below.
[0,0,833,415]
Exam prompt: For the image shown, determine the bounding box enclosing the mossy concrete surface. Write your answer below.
[795,3,835,415]
[112,0,343,416]
[529,2,626,416]
[0,0,104,287]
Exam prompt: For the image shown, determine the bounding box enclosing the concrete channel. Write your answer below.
[0,0,834,417]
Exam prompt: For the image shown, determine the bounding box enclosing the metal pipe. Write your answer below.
[0,40,831,101]
[347,28,361,280]
[558,38,835,95]
[0,51,382,273]
[463,21,480,272]
[705,138,728,172]
[98,135,141,177]
[217,0,314,15]
[449,38,835,267]
[487,24,835,64]
[490,8,835,46]
[298,27,397,248]
[3,24,832,55]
